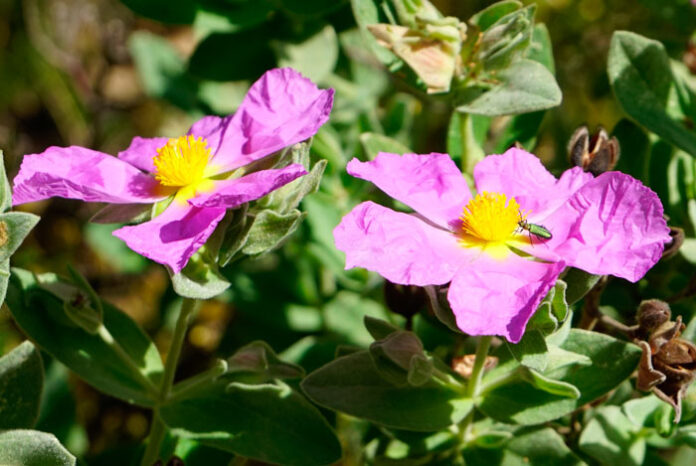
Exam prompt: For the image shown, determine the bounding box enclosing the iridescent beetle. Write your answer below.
[517,217,552,243]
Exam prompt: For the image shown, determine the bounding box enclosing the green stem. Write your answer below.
[141,298,198,466]
[98,325,158,397]
[466,335,492,398]
[459,112,484,175]
[168,359,227,403]
[459,335,493,444]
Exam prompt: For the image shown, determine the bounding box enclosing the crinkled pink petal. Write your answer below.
[543,172,670,282]
[117,136,170,173]
[202,68,333,174]
[189,164,307,208]
[347,152,472,229]
[447,255,565,343]
[13,146,166,205]
[474,148,593,219]
[113,203,226,273]
[333,201,473,286]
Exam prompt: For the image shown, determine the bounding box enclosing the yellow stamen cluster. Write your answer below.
[460,192,525,243]
[153,135,211,187]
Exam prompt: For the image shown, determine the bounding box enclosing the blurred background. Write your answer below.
[1,0,696,463]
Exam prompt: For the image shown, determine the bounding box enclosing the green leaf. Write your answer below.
[171,253,230,300]
[226,341,304,380]
[0,259,9,307]
[189,29,276,82]
[364,315,401,341]
[274,25,338,83]
[470,1,523,31]
[0,151,13,211]
[608,30,696,157]
[0,429,75,466]
[563,268,600,305]
[324,292,392,346]
[84,224,147,274]
[6,270,162,407]
[350,0,400,67]
[242,209,305,256]
[0,341,44,429]
[0,212,40,263]
[263,159,327,214]
[479,329,641,425]
[464,427,585,465]
[302,350,472,431]
[527,280,569,335]
[507,329,548,372]
[545,344,591,372]
[526,23,554,73]
[456,59,561,116]
[360,132,412,160]
[369,331,426,385]
[192,2,275,38]
[128,31,199,111]
[579,406,645,466]
[374,430,459,461]
[521,368,580,399]
[160,379,341,466]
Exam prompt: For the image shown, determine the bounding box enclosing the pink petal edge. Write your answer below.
[113,203,226,273]
[333,201,473,286]
[189,164,307,209]
[347,152,472,229]
[545,171,670,282]
[13,146,166,206]
[447,254,565,343]
[202,68,334,174]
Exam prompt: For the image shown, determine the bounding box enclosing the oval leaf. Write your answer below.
[0,341,43,429]
[6,270,162,407]
[0,429,75,466]
[160,379,341,466]
[302,350,473,431]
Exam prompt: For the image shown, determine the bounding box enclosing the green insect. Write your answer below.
[517,219,553,242]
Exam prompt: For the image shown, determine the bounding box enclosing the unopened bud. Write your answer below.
[662,226,684,260]
[384,281,427,320]
[568,126,620,176]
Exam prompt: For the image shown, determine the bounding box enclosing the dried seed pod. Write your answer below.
[568,126,620,176]
[636,299,671,337]
[634,300,696,423]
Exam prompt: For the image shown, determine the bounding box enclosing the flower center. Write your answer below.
[460,192,525,243]
[153,135,211,187]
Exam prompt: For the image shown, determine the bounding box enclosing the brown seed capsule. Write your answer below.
[636,299,671,337]
[568,126,620,176]
[634,300,696,423]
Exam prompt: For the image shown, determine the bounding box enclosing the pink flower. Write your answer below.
[13,68,334,273]
[334,149,671,343]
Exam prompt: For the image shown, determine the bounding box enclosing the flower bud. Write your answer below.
[383,280,427,321]
[662,226,684,260]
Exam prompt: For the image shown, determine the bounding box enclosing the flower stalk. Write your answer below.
[141,297,198,466]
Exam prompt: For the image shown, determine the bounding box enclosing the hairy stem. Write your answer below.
[459,335,493,444]
[459,112,484,175]
[141,297,198,466]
